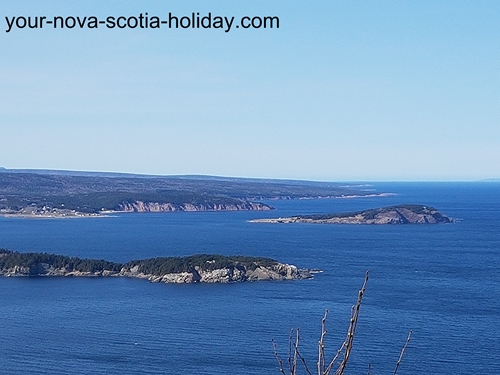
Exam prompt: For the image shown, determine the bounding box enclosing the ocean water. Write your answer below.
[0,182,499,374]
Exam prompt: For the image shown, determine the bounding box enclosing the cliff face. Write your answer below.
[0,261,311,283]
[251,205,454,225]
[0,200,272,217]
[118,262,309,283]
[116,200,271,212]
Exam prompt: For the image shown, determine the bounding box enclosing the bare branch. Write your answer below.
[272,339,286,375]
[293,329,314,375]
[292,329,300,375]
[334,270,369,375]
[274,271,386,375]
[393,330,412,375]
[324,340,345,375]
[318,309,328,374]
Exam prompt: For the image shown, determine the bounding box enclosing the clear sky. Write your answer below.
[1,1,498,181]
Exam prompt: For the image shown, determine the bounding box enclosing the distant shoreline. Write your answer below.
[1,213,106,219]
[334,193,396,199]
[0,193,396,219]
[0,169,388,218]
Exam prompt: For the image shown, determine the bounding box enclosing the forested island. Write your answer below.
[251,204,454,225]
[0,169,385,217]
[0,249,311,283]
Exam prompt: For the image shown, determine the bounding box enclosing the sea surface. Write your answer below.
[0,182,499,374]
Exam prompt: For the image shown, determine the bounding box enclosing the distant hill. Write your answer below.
[0,169,383,216]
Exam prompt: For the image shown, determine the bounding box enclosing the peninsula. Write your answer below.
[0,249,311,283]
[0,168,387,217]
[250,204,454,225]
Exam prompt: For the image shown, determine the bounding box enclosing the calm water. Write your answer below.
[0,182,499,374]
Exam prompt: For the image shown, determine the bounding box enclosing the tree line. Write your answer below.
[0,249,278,275]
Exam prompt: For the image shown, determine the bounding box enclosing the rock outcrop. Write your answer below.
[116,200,271,213]
[117,263,309,283]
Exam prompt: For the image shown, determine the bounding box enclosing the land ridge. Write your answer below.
[250,204,454,225]
[0,169,384,217]
[0,249,311,283]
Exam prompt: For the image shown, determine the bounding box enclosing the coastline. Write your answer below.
[335,192,396,199]
[1,212,106,219]
[0,193,396,219]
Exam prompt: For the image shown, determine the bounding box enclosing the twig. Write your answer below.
[293,330,314,375]
[393,330,412,375]
[318,309,328,374]
[292,329,300,375]
[272,339,286,375]
[323,336,346,375]
[273,270,374,375]
[334,270,369,375]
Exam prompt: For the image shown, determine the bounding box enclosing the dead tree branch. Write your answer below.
[272,339,286,375]
[393,330,412,375]
[334,270,369,375]
[273,271,413,375]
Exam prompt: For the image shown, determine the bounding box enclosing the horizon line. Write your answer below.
[0,167,497,183]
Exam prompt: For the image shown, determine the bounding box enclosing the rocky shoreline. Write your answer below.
[0,251,311,283]
[114,200,272,213]
[1,200,272,218]
[0,263,310,283]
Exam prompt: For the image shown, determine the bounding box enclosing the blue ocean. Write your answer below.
[0,182,499,374]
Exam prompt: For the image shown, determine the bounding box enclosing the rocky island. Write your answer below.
[0,249,311,283]
[250,204,454,225]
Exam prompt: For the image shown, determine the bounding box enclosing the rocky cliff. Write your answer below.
[118,262,309,283]
[0,200,271,217]
[0,251,311,283]
[116,200,271,213]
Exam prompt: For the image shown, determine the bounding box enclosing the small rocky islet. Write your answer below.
[250,204,454,225]
[0,250,311,283]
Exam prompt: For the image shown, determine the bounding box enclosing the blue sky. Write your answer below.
[1,1,498,180]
